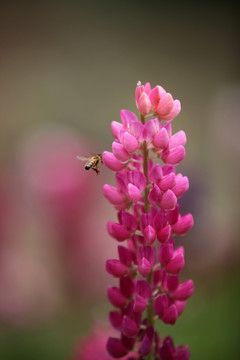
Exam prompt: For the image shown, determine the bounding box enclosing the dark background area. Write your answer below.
[0,1,239,359]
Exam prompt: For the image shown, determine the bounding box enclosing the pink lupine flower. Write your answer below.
[102,82,194,359]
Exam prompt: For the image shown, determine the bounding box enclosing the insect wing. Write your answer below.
[77,155,89,162]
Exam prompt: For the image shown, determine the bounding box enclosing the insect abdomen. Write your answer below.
[85,161,93,170]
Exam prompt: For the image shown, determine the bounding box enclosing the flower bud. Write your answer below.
[173,280,194,301]
[148,184,162,205]
[106,259,128,277]
[103,184,125,205]
[133,295,147,312]
[157,224,171,243]
[153,294,168,318]
[103,151,125,171]
[143,225,156,244]
[162,304,178,325]
[123,132,139,153]
[156,92,174,117]
[138,257,151,277]
[106,337,128,358]
[109,311,122,331]
[107,221,131,241]
[127,183,142,202]
[160,189,177,210]
[153,127,169,149]
[159,172,176,191]
[137,92,152,114]
[172,213,194,235]
[172,174,189,198]
[161,99,181,121]
[122,316,138,337]
[169,130,187,149]
[112,141,130,162]
[111,121,123,138]
[107,287,128,308]
[162,145,186,165]
[159,242,174,266]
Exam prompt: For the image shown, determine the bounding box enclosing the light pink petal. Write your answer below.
[160,189,177,210]
[156,93,174,117]
[112,141,130,162]
[120,109,138,127]
[102,151,125,171]
[137,92,152,115]
[123,132,139,153]
[161,99,181,121]
[127,183,142,202]
[153,127,169,149]
[169,130,187,149]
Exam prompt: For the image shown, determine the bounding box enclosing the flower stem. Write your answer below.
[140,114,150,213]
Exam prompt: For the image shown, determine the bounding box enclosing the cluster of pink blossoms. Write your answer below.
[102,82,194,359]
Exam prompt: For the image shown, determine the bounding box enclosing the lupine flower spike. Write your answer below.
[103,82,194,359]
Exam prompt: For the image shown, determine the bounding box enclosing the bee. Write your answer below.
[77,153,103,175]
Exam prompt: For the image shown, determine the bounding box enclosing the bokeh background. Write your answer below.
[0,0,239,359]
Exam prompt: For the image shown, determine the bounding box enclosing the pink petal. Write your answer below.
[162,304,178,325]
[120,109,138,128]
[153,127,169,149]
[103,184,125,204]
[137,92,152,115]
[157,224,171,243]
[122,316,138,337]
[172,174,189,198]
[149,163,163,183]
[107,221,131,241]
[148,184,162,206]
[169,130,187,149]
[161,99,181,121]
[156,92,174,117]
[123,132,139,153]
[111,121,123,138]
[159,242,174,266]
[162,145,186,165]
[112,141,130,162]
[127,183,142,202]
[102,151,125,171]
[107,287,128,308]
[153,294,169,318]
[133,295,147,312]
[160,189,177,210]
[143,225,156,244]
[159,172,176,191]
[172,213,194,235]
[138,257,151,277]
[107,337,128,358]
[173,280,194,301]
[106,259,128,277]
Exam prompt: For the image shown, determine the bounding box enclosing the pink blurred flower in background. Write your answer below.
[0,124,116,325]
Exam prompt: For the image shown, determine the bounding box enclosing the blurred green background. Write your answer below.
[0,0,239,359]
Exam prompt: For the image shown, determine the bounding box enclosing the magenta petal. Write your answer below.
[169,130,187,149]
[143,225,156,244]
[157,224,171,243]
[168,204,179,225]
[160,189,177,210]
[118,246,134,267]
[109,311,123,331]
[143,118,160,142]
[149,85,166,109]
[163,145,186,165]
[156,92,174,117]
[103,151,125,171]
[120,276,135,298]
[167,274,179,292]
[172,174,189,198]
[175,345,191,360]
[123,132,139,153]
[165,253,185,274]
[153,127,169,149]
[139,334,151,356]
[175,300,186,316]
[136,280,152,300]
[120,109,138,127]
[161,99,181,121]
[133,295,147,312]
[103,184,125,205]
[162,304,178,325]
[148,184,162,206]
[118,211,138,231]
[138,257,151,277]
[172,213,194,235]
[127,183,142,202]
[111,121,124,138]
[137,92,152,115]
[159,336,175,360]
[112,141,131,162]
[149,163,163,183]
[173,280,194,300]
[153,294,169,318]
[159,172,176,191]
[106,259,128,277]
[122,316,138,337]
[107,337,128,358]
[107,287,128,308]
[159,242,174,266]
[107,221,131,241]
[137,245,155,266]
[128,119,143,140]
